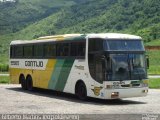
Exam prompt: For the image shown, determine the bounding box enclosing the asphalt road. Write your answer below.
[0,84,160,120]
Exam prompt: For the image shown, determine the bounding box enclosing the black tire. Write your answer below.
[75,82,87,100]
[20,75,26,90]
[26,76,33,91]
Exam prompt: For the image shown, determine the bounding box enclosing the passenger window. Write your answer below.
[14,46,23,58]
[34,44,43,57]
[70,43,77,56]
[44,44,56,57]
[56,43,69,56]
[63,43,70,56]
[77,42,85,56]
[24,45,33,58]
[70,41,85,58]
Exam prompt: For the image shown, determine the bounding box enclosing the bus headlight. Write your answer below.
[111,92,119,98]
[106,85,113,89]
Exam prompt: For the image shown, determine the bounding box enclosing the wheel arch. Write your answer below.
[26,74,32,80]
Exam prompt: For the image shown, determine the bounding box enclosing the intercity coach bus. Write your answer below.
[10,33,149,100]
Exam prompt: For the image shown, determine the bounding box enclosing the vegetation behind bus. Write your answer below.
[0,64,9,73]
[147,51,160,75]
[0,0,160,74]
[0,76,9,84]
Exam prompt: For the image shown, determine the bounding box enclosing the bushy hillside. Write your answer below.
[7,0,160,41]
[0,0,160,64]
[0,0,76,34]
[55,0,160,40]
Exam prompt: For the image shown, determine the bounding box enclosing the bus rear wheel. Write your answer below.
[20,75,26,90]
[75,82,87,100]
[26,76,33,91]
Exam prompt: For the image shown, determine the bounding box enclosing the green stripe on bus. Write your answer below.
[55,59,75,91]
[48,59,65,90]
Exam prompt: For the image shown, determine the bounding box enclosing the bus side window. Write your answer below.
[77,42,85,57]
[63,43,69,56]
[10,46,15,58]
[56,43,63,56]
[34,44,44,58]
[70,41,85,58]
[24,45,33,58]
[70,43,77,56]
[44,44,56,58]
[14,46,23,58]
[56,43,70,57]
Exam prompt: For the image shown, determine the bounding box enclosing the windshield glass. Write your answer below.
[104,40,145,51]
[106,53,147,81]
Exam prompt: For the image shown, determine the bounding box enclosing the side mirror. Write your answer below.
[146,55,149,69]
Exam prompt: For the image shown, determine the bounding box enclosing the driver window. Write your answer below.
[95,55,103,83]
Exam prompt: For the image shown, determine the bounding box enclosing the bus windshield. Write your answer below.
[106,53,147,81]
[88,38,147,82]
[104,40,145,51]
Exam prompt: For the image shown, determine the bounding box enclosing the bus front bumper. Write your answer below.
[104,87,148,99]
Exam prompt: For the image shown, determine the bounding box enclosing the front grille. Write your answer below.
[132,84,140,87]
[121,84,130,87]
[121,83,140,88]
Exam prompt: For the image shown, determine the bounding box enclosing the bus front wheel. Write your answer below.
[75,81,87,100]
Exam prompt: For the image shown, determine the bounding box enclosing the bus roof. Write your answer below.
[87,33,141,39]
[10,33,142,45]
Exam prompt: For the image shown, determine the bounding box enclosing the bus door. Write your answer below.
[92,54,105,97]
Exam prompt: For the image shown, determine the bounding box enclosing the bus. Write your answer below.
[10,33,149,100]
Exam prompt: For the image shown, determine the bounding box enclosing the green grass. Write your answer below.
[148,66,160,75]
[146,50,160,75]
[0,76,9,84]
[0,72,9,74]
[0,55,9,64]
[145,39,160,46]
[149,78,160,89]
